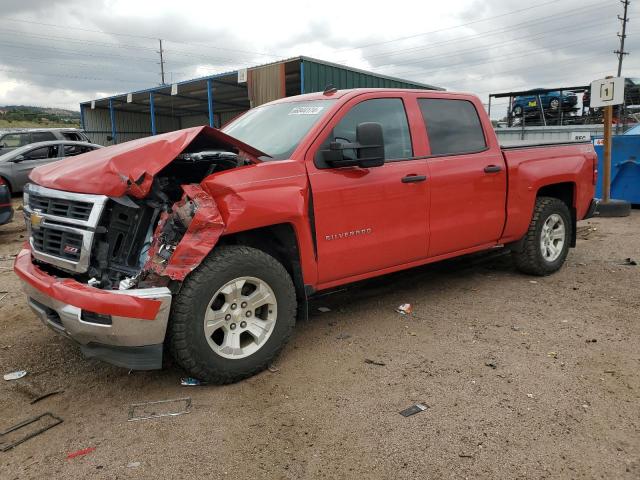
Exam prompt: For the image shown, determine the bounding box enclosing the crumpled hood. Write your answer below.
[29,126,267,198]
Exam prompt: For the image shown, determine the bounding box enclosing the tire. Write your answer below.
[513,105,523,116]
[512,197,572,276]
[549,98,560,110]
[168,245,297,384]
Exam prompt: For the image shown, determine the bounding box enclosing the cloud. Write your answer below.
[0,0,637,118]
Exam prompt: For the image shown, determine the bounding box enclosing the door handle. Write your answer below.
[484,165,502,173]
[401,174,427,183]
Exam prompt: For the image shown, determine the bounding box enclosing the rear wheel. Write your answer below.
[513,105,523,116]
[169,245,297,384]
[549,97,560,110]
[513,197,572,276]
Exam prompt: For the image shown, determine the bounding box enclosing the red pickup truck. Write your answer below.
[15,88,597,383]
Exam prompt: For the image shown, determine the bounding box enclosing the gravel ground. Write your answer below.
[1,205,639,479]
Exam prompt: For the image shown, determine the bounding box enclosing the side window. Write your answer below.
[62,132,82,141]
[317,98,412,166]
[23,147,48,160]
[31,132,56,143]
[1,133,26,148]
[418,99,486,156]
[63,144,88,157]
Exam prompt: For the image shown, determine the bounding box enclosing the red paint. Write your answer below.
[67,447,96,459]
[145,184,225,280]
[22,88,596,303]
[14,248,162,320]
[29,126,266,198]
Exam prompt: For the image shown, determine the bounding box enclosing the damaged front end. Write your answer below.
[24,126,265,293]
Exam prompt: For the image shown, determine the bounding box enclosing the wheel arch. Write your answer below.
[217,223,309,320]
[536,182,577,247]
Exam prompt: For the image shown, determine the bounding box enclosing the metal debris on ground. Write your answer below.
[485,362,497,369]
[396,303,413,315]
[458,454,474,458]
[0,412,63,452]
[317,307,331,313]
[3,370,27,381]
[180,377,203,386]
[67,447,96,459]
[623,257,637,266]
[399,403,428,417]
[30,390,64,405]
[267,364,280,373]
[529,280,538,284]
[547,352,558,359]
[364,359,386,366]
[128,397,192,422]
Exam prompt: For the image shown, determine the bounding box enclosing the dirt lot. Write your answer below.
[1,205,639,479]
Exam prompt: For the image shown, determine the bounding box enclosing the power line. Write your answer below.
[375,18,610,78]
[335,0,596,53]
[2,17,282,58]
[348,1,610,66]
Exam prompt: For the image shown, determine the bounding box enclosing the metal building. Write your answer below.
[81,56,441,146]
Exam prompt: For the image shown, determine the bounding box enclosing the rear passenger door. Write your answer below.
[418,97,507,257]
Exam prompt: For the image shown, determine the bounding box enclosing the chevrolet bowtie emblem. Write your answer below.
[30,211,43,229]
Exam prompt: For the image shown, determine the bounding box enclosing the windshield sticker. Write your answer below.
[288,106,324,115]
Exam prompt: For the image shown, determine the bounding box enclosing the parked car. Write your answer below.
[0,177,12,226]
[512,89,578,116]
[0,128,91,154]
[15,88,597,383]
[0,141,101,193]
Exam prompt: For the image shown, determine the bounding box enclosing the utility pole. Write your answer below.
[615,0,630,77]
[158,39,166,85]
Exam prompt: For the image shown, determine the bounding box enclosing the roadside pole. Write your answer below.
[602,104,613,202]
[591,76,631,217]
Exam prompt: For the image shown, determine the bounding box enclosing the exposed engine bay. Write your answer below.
[32,149,247,291]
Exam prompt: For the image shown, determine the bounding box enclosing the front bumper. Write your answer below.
[14,248,172,370]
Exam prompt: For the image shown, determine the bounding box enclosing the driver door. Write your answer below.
[306,94,430,286]
[12,145,61,191]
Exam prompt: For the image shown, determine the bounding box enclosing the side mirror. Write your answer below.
[355,122,384,168]
[321,122,385,168]
[13,155,25,163]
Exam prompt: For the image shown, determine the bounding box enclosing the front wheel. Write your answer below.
[512,197,572,276]
[169,245,297,384]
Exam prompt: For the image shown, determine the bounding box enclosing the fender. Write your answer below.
[499,144,595,244]
[146,160,318,286]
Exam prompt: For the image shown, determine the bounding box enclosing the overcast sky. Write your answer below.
[0,0,637,118]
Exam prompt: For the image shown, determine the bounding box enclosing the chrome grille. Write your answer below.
[28,192,93,221]
[23,184,109,273]
[31,228,83,261]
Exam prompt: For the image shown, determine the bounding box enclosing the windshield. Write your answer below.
[222,99,337,160]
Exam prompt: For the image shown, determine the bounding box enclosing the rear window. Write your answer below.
[1,133,28,148]
[418,99,486,156]
[31,132,56,143]
[62,132,83,141]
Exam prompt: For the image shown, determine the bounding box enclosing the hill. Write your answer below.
[0,105,80,128]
